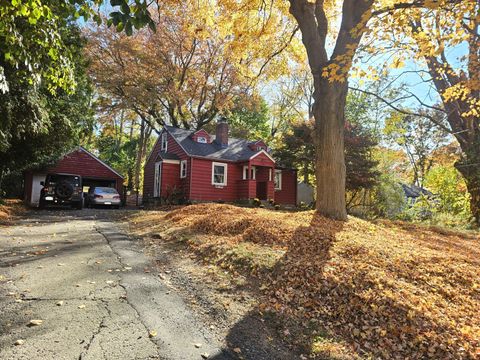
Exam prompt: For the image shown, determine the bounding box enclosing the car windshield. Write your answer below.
[47,174,81,187]
[95,187,118,194]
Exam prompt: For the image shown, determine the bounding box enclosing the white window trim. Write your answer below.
[180,160,187,178]
[212,162,227,186]
[161,132,168,151]
[250,166,256,180]
[197,136,207,143]
[154,161,162,197]
[269,168,272,181]
[243,165,248,180]
[274,170,282,190]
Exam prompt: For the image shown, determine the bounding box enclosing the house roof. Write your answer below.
[157,151,180,161]
[165,125,273,163]
[401,183,433,198]
[78,147,124,179]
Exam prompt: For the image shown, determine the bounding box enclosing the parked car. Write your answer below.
[86,187,121,208]
[39,173,84,209]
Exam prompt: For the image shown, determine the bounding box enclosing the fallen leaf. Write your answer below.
[233,348,241,353]
[14,339,25,346]
[28,319,43,326]
[78,304,86,309]
[194,343,202,348]
[149,330,157,338]
[56,301,64,306]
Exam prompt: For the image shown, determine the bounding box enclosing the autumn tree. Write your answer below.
[86,0,301,132]
[286,0,478,221]
[384,111,448,188]
[350,1,480,224]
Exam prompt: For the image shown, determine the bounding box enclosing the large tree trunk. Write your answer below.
[456,150,480,226]
[313,79,348,220]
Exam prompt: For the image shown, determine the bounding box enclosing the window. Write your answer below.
[274,170,282,190]
[161,132,167,151]
[212,162,227,186]
[180,160,187,178]
[243,166,248,180]
[256,146,264,151]
[197,136,207,143]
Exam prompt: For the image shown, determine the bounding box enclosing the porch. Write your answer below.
[237,163,275,200]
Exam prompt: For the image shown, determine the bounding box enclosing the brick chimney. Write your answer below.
[215,117,229,148]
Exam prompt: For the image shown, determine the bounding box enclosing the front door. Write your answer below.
[256,181,267,200]
[154,161,162,197]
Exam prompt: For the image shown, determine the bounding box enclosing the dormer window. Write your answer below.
[197,136,207,143]
[256,146,263,151]
[161,132,167,151]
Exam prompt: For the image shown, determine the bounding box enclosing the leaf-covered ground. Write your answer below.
[0,199,26,225]
[129,204,480,359]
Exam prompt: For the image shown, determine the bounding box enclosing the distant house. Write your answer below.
[24,147,124,207]
[143,120,297,205]
[401,183,434,203]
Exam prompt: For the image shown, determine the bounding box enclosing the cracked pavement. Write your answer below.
[0,209,228,360]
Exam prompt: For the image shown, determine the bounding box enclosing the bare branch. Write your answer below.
[349,86,453,134]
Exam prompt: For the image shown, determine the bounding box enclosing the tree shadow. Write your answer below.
[167,210,476,359]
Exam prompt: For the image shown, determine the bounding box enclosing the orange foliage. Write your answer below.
[132,204,480,359]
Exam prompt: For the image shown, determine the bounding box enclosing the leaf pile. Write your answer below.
[133,204,480,359]
[0,199,25,224]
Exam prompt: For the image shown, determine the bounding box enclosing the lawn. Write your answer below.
[128,203,480,359]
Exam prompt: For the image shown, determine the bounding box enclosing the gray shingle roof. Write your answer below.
[165,125,268,162]
[157,151,180,161]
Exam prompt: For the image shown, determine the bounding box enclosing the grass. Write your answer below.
[128,203,480,359]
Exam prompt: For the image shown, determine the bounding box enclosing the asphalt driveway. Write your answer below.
[0,209,228,360]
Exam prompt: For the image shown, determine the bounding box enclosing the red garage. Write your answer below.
[24,147,124,207]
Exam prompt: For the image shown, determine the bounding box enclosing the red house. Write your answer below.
[24,147,124,207]
[143,120,297,205]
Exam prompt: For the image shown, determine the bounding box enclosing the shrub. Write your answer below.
[252,198,261,207]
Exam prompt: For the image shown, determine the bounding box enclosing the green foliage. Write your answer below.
[425,166,471,216]
[370,173,407,219]
[0,19,94,197]
[0,0,153,94]
[227,96,271,140]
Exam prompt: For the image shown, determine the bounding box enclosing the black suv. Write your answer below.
[39,173,84,209]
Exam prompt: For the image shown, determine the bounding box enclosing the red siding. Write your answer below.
[24,171,33,203]
[161,162,181,197]
[25,148,124,201]
[255,167,274,200]
[143,136,161,199]
[143,128,297,205]
[143,128,189,201]
[190,159,243,202]
[250,152,275,167]
[275,169,297,205]
[192,129,211,143]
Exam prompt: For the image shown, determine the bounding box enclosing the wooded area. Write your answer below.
[0,0,478,227]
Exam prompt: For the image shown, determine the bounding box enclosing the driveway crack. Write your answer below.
[94,224,161,356]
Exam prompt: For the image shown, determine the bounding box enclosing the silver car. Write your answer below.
[86,187,121,208]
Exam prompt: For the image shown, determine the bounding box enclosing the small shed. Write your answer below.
[24,147,124,206]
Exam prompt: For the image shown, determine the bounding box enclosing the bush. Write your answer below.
[370,174,407,219]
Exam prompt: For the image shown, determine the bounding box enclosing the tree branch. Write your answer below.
[349,86,453,134]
